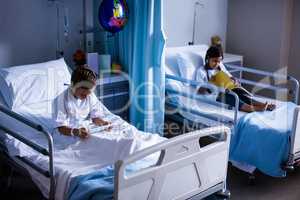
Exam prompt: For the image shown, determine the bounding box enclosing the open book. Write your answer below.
[89,124,113,134]
[88,115,128,134]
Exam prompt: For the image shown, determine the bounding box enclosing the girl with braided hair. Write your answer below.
[55,66,112,139]
[196,46,276,112]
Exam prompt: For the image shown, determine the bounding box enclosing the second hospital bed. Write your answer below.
[164,45,300,177]
[0,58,231,200]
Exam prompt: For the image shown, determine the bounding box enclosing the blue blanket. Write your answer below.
[68,166,114,200]
[68,159,156,200]
[230,102,297,177]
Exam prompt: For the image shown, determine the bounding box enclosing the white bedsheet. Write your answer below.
[5,114,165,200]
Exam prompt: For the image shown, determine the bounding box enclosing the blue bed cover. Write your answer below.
[230,102,297,177]
[68,157,156,200]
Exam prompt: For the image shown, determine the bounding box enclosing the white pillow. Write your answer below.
[195,51,207,66]
[176,52,203,81]
[165,53,180,77]
[176,53,194,79]
[0,58,71,111]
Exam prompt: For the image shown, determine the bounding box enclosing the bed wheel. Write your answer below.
[283,165,294,172]
[216,189,231,199]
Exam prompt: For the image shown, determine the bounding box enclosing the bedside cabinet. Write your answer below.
[96,73,129,121]
[223,53,243,66]
[223,53,243,79]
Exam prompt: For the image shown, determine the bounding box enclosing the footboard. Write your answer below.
[114,126,231,200]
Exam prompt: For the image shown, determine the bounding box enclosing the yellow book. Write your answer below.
[209,71,237,90]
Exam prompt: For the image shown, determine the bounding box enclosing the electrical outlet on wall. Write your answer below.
[86,33,94,53]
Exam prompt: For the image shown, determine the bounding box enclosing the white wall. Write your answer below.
[0,0,84,68]
[163,0,228,47]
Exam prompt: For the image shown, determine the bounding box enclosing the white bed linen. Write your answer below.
[5,113,165,200]
[0,58,71,154]
[0,58,71,109]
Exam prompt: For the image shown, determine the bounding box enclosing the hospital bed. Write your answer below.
[164,45,300,177]
[0,58,231,200]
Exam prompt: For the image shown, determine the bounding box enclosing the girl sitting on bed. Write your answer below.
[55,66,112,139]
[196,46,276,112]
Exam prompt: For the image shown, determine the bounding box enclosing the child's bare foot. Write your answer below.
[266,103,276,111]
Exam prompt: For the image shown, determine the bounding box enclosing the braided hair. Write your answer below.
[71,66,97,88]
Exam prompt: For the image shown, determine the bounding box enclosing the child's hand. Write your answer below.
[231,77,240,86]
[197,87,212,94]
[104,125,113,132]
[74,127,90,139]
[93,118,112,126]
[102,121,113,132]
[92,118,113,131]
[100,120,111,126]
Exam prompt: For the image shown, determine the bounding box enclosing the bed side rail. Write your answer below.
[115,126,231,200]
[166,74,223,94]
[288,107,300,167]
[0,104,55,200]
[0,124,49,156]
[225,64,299,104]
[165,74,239,125]
[165,95,234,125]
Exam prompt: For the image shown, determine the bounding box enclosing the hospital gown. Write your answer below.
[195,62,232,84]
[55,87,107,129]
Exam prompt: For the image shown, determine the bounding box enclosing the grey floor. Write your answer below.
[228,164,300,200]
[1,163,300,200]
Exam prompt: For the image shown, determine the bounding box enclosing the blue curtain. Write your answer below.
[117,0,166,134]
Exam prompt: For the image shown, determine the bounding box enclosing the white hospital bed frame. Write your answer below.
[165,63,300,171]
[0,103,231,200]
